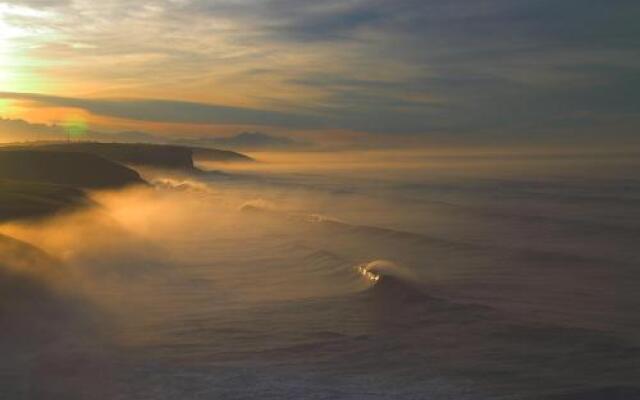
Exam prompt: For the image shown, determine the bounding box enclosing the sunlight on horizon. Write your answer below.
[0,4,54,93]
[0,1,639,398]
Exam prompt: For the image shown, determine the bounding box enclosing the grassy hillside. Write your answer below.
[0,180,90,222]
[0,150,144,189]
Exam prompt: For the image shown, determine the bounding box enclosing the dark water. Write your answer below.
[1,153,639,399]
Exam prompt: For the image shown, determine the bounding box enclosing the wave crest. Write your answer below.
[356,260,431,302]
[152,178,209,192]
[356,260,413,282]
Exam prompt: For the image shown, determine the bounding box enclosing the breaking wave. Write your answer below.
[355,260,432,303]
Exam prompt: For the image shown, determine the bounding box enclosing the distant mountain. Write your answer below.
[1,118,305,152]
[0,118,165,144]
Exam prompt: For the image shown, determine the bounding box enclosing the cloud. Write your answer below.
[0,92,326,128]
[0,117,62,142]
[0,91,444,134]
[0,117,163,144]
[0,117,312,151]
[1,0,639,148]
[176,132,309,150]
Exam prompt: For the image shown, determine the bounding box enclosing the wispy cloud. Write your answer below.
[1,92,326,128]
[1,0,639,147]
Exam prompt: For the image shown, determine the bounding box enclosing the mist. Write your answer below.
[1,153,639,399]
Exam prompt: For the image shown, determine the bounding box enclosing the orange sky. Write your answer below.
[0,1,638,150]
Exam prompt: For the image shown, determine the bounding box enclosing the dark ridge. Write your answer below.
[0,150,144,189]
[7,142,196,170]
[0,180,91,222]
[190,146,254,163]
[2,142,254,169]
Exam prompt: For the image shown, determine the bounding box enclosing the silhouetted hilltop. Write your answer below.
[0,142,251,221]
[190,146,254,163]
[12,142,196,170]
[3,142,253,169]
[0,180,91,222]
[0,150,144,189]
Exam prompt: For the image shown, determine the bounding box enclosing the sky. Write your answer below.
[0,0,639,150]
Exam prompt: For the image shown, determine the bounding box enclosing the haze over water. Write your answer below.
[2,151,638,399]
[1,0,639,398]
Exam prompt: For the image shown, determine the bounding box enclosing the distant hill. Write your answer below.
[190,146,254,163]
[4,142,253,169]
[0,150,144,189]
[0,142,251,222]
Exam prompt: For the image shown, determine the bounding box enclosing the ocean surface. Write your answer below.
[1,151,639,399]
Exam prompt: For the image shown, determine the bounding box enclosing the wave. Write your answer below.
[239,200,466,249]
[152,178,211,192]
[238,198,279,212]
[356,260,431,302]
[239,201,640,269]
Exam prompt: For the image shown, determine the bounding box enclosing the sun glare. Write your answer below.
[62,113,89,139]
[0,99,10,116]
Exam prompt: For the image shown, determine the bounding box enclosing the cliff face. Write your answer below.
[0,150,145,189]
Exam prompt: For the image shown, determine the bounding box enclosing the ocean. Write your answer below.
[1,151,639,399]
